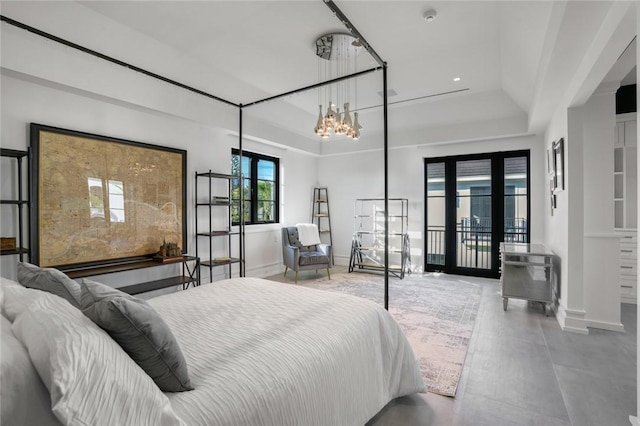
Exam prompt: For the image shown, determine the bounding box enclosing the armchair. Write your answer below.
[282,226,332,283]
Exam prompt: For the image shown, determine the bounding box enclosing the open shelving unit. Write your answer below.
[0,148,29,261]
[349,198,410,279]
[311,187,333,263]
[195,170,244,282]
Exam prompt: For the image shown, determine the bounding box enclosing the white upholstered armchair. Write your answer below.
[281,226,332,283]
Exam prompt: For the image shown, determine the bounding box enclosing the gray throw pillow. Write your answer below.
[80,279,193,392]
[17,262,81,308]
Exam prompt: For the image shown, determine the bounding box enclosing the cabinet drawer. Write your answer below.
[621,277,637,296]
[620,277,637,290]
[620,260,637,276]
[620,234,638,245]
[620,245,638,259]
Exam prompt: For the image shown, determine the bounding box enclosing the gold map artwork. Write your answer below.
[37,130,184,267]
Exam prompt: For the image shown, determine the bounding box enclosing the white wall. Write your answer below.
[318,131,544,269]
[0,72,317,285]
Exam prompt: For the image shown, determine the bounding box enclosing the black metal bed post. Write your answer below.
[16,155,24,262]
[238,104,245,277]
[383,63,389,311]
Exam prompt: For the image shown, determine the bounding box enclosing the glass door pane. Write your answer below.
[504,157,528,243]
[456,159,492,269]
[425,162,446,266]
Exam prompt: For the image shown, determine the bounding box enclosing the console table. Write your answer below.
[62,255,200,295]
[500,243,554,315]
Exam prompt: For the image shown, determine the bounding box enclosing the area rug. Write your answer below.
[266,267,482,397]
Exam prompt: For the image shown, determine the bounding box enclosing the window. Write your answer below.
[231,149,279,225]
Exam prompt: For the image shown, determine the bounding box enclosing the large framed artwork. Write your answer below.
[552,137,564,192]
[30,124,187,268]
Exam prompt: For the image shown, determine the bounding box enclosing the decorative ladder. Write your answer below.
[311,187,333,264]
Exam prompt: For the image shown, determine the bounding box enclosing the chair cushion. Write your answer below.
[299,251,330,266]
[286,227,316,252]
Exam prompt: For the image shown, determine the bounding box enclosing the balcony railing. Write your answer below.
[426,217,527,269]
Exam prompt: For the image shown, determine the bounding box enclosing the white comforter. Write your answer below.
[149,277,425,426]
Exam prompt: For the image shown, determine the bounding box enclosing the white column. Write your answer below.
[583,84,624,331]
[557,106,589,333]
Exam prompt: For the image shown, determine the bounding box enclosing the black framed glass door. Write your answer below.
[424,151,530,278]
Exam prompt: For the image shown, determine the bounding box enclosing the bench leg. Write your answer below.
[283,266,288,277]
[327,268,331,280]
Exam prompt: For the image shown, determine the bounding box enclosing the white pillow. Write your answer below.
[0,276,21,317]
[12,295,185,426]
[1,315,61,426]
[2,283,60,322]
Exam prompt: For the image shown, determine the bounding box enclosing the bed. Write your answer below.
[1,274,425,426]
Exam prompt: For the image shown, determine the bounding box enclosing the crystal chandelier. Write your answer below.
[313,33,363,140]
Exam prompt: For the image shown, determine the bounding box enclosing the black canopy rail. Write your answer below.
[243,67,382,108]
[323,0,385,67]
[0,15,239,108]
[1,1,391,308]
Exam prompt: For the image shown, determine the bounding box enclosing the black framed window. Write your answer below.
[231,149,279,225]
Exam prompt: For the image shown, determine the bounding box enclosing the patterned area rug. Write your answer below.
[266,267,482,397]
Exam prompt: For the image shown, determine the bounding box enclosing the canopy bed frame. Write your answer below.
[0,0,393,308]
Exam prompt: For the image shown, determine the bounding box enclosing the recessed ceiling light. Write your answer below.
[453,77,461,82]
[423,8,437,22]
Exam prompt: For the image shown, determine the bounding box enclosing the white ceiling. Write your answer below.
[2,1,636,143]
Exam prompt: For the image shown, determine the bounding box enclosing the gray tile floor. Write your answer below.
[367,275,637,426]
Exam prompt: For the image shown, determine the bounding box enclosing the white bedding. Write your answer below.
[149,277,425,426]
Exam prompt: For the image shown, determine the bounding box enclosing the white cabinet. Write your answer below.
[614,113,637,303]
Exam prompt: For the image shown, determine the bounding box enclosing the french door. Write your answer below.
[424,151,530,278]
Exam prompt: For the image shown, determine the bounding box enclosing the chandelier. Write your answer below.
[313,33,363,140]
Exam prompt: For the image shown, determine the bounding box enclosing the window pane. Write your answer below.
[456,159,491,270]
[231,201,251,224]
[504,157,527,195]
[231,155,251,178]
[257,201,275,222]
[504,156,528,243]
[426,162,445,192]
[258,159,275,180]
[257,180,275,201]
[426,162,446,265]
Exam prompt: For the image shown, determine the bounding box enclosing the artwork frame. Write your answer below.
[552,137,565,192]
[549,178,556,215]
[30,123,187,268]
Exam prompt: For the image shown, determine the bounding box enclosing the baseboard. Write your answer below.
[629,415,639,426]
[246,262,283,278]
[333,255,350,267]
[556,304,589,334]
[586,319,625,332]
